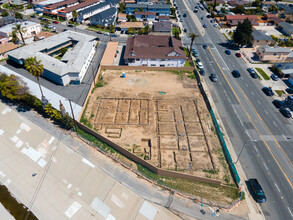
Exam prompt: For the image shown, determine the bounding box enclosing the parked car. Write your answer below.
[111,34,118,37]
[199,68,205,76]
[263,87,274,96]
[272,100,284,108]
[31,15,36,18]
[183,13,187,17]
[197,62,204,69]
[232,70,241,78]
[203,24,208,28]
[280,108,292,118]
[249,179,266,203]
[196,58,201,63]
[203,44,207,49]
[247,68,258,78]
[210,19,215,23]
[52,21,59,24]
[271,74,279,81]
[67,24,74,27]
[194,9,198,13]
[236,52,241,57]
[63,29,68,31]
[183,28,187,32]
[210,73,218,82]
[286,88,293,94]
[38,17,44,20]
[201,16,205,20]
[206,14,211,18]
[104,32,110,36]
[225,50,231,55]
[192,49,198,57]
[180,18,183,22]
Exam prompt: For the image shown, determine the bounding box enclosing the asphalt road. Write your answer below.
[176,0,293,219]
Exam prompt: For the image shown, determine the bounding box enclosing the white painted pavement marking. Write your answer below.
[288,207,293,217]
[263,162,268,171]
[48,137,55,145]
[77,192,82,196]
[20,122,31,132]
[65,201,82,218]
[245,83,248,87]
[223,90,227,95]
[10,136,19,143]
[257,100,261,104]
[0,171,6,179]
[239,119,243,126]
[264,110,269,115]
[253,145,259,153]
[274,183,281,192]
[0,129,4,135]
[15,140,23,148]
[282,134,287,140]
[273,121,277,127]
[67,184,72,189]
[81,158,95,168]
[1,107,11,115]
[91,197,111,218]
[4,179,11,186]
[16,129,21,134]
[111,195,125,208]
[21,147,42,162]
[37,158,47,168]
[227,98,231,103]
[251,91,254,95]
[139,201,158,220]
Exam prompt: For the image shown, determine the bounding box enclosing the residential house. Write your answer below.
[90,7,117,26]
[124,35,187,67]
[151,21,171,35]
[0,42,17,60]
[227,0,249,7]
[264,13,278,20]
[126,3,170,16]
[251,30,275,47]
[225,15,261,27]
[261,1,277,11]
[273,62,293,78]
[76,2,111,23]
[34,31,55,41]
[158,16,169,22]
[256,46,292,62]
[120,22,144,33]
[135,11,156,21]
[278,22,293,38]
[117,13,127,23]
[0,21,41,41]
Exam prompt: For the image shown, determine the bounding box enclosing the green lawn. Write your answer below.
[255,68,270,80]
[87,27,111,33]
[184,61,192,67]
[184,47,189,57]
[172,27,181,35]
[275,90,285,97]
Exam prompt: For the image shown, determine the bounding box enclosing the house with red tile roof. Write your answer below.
[225,15,262,27]
[124,35,187,67]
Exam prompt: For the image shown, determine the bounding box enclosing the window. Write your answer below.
[151,64,156,66]
[161,59,165,61]
[274,53,277,56]
[151,59,156,61]
[257,40,259,42]
[160,64,165,67]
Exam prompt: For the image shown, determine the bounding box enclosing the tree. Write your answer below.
[15,12,23,19]
[213,0,217,11]
[24,57,45,97]
[60,47,68,56]
[119,3,126,13]
[171,7,176,16]
[188,33,198,57]
[10,31,19,44]
[268,5,279,12]
[233,18,252,47]
[41,19,50,27]
[12,23,26,45]
[143,25,150,34]
[231,5,245,14]
[139,7,144,12]
[1,9,9,17]
[220,7,226,14]
[72,10,78,22]
[251,0,261,7]
[174,31,181,40]
[0,75,29,100]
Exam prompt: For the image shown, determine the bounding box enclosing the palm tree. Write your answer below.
[24,57,44,97]
[188,33,199,57]
[72,10,78,22]
[10,31,19,44]
[12,23,26,45]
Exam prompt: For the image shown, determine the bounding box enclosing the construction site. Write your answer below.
[81,69,232,183]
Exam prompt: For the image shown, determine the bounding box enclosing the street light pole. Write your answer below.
[234,139,257,164]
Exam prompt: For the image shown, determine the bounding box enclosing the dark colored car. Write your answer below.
[203,44,207,49]
[31,15,36,18]
[280,108,292,118]
[183,13,187,17]
[286,88,293,94]
[272,100,284,108]
[203,24,208,28]
[248,68,258,78]
[199,68,205,76]
[68,24,74,27]
[236,52,241,57]
[249,179,266,203]
[210,73,218,82]
[232,70,241,78]
[206,14,211,18]
[201,16,205,20]
[225,50,231,55]
[263,87,274,96]
[271,74,279,81]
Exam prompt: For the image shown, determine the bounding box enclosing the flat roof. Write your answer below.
[0,21,40,34]
[7,31,97,77]
[100,41,118,65]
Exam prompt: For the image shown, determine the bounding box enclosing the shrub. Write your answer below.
[61,113,74,130]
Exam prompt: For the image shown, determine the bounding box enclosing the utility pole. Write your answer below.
[68,99,77,132]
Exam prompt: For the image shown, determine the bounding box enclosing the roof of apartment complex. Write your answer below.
[44,0,78,10]
[126,3,170,9]
[0,42,17,54]
[252,30,273,41]
[225,15,260,20]
[33,0,66,6]
[7,31,96,77]
[124,35,186,59]
[90,7,117,24]
[58,0,100,13]
[279,22,293,33]
[134,11,156,16]
[120,22,144,28]
[257,46,291,53]
[78,1,109,16]
[0,21,40,34]
[153,21,171,32]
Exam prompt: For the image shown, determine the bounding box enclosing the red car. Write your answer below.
[52,21,59,24]
[236,53,241,57]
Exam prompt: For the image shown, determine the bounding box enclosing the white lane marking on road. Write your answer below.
[245,83,248,87]
[227,98,231,103]
[253,145,259,153]
[264,110,268,115]
[273,121,277,127]
[211,45,230,71]
[219,81,222,86]
[258,100,261,104]
[239,119,243,126]
[241,77,243,80]
[275,183,281,192]
[282,134,287,140]
[263,162,268,170]
[288,207,293,217]
[251,91,254,95]
[223,90,227,95]
[48,137,55,145]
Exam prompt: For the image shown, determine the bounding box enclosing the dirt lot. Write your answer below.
[82,69,233,184]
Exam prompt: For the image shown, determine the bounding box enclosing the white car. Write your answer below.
[198,62,203,69]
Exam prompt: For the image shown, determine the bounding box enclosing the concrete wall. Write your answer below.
[100,65,194,71]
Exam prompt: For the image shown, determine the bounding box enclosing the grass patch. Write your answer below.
[184,47,189,57]
[223,33,230,40]
[275,90,285,97]
[172,27,181,35]
[184,61,192,67]
[255,68,270,80]
[167,70,195,79]
[87,27,110,33]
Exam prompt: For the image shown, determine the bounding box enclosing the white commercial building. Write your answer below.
[7,31,97,86]
[0,21,41,40]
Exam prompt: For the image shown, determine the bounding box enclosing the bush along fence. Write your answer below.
[0,73,75,130]
[193,69,241,186]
